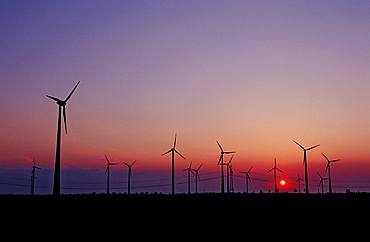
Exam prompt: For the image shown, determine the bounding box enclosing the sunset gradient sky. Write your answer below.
[1,0,369,194]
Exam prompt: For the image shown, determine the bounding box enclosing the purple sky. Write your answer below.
[1,1,369,194]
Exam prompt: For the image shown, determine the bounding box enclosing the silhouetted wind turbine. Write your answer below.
[268,159,283,193]
[30,158,41,195]
[183,161,194,194]
[317,172,328,194]
[191,163,203,194]
[226,155,234,193]
[105,155,118,195]
[123,160,137,195]
[293,140,320,194]
[240,166,252,194]
[296,174,303,194]
[321,153,340,194]
[216,140,235,193]
[46,81,80,195]
[162,134,186,195]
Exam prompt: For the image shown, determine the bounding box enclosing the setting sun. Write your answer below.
[280,180,286,186]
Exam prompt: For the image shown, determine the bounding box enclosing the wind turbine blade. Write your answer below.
[224,151,235,154]
[293,140,305,150]
[317,172,323,179]
[321,153,329,162]
[268,168,274,173]
[173,133,177,148]
[228,155,234,164]
[330,159,340,163]
[46,95,61,102]
[65,81,80,102]
[216,140,223,152]
[63,106,67,134]
[325,163,330,173]
[217,155,222,165]
[196,163,203,171]
[307,144,320,150]
[35,166,41,170]
[105,155,110,163]
[111,163,119,165]
[123,162,129,166]
[175,149,186,160]
[277,168,283,173]
[131,160,137,166]
[247,166,253,173]
[161,149,172,156]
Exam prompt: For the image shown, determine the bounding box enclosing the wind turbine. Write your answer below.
[317,172,328,194]
[30,158,41,195]
[46,81,80,195]
[321,153,340,194]
[183,161,194,194]
[191,163,203,194]
[296,174,303,194]
[293,140,320,194]
[240,166,252,194]
[216,140,235,193]
[105,155,118,195]
[162,134,186,195]
[268,159,283,193]
[225,155,234,193]
[123,160,137,195]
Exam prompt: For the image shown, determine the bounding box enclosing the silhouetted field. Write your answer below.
[3,193,369,235]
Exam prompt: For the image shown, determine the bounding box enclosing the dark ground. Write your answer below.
[2,193,368,236]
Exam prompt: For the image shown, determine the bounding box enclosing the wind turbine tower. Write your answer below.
[293,140,320,194]
[30,158,41,195]
[240,167,252,194]
[321,153,340,194]
[123,160,137,195]
[105,155,118,194]
[268,159,283,193]
[216,140,235,194]
[162,134,186,195]
[46,81,80,195]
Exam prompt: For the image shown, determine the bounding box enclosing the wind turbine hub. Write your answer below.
[57,100,66,106]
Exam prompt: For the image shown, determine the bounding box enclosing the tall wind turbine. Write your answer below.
[268,159,283,193]
[105,155,118,195]
[293,140,320,194]
[162,134,186,195]
[192,163,203,194]
[296,174,303,194]
[321,153,340,194]
[317,172,328,194]
[30,158,41,195]
[46,81,80,195]
[183,161,194,194]
[216,140,235,194]
[123,160,137,195]
[240,167,252,194]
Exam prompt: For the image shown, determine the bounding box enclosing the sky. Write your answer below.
[1,0,369,194]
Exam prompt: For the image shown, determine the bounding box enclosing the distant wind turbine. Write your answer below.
[105,155,118,195]
[30,158,41,195]
[46,81,80,195]
[123,160,137,195]
[183,161,194,194]
[216,140,235,194]
[268,159,283,193]
[162,134,186,195]
[293,140,320,194]
[321,153,340,194]
[240,167,252,194]
[191,163,203,194]
[317,172,328,194]
[225,155,234,193]
[296,174,303,194]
